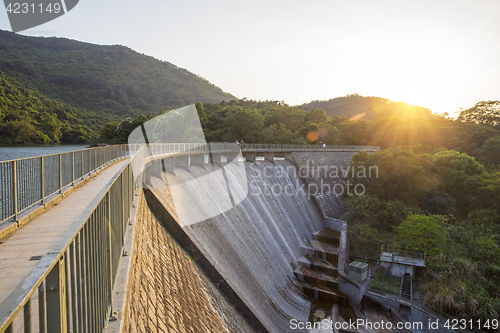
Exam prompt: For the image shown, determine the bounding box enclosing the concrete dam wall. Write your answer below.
[123,150,360,333]
[292,152,358,219]
[149,159,333,333]
[123,190,257,333]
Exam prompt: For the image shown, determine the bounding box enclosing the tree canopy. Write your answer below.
[458,100,500,127]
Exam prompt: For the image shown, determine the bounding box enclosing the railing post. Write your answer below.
[41,156,45,205]
[72,152,75,186]
[38,282,46,333]
[107,191,114,312]
[46,257,68,333]
[59,154,62,194]
[24,298,31,333]
[81,150,84,178]
[12,160,18,221]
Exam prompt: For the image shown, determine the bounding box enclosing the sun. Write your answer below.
[376,63,451,115]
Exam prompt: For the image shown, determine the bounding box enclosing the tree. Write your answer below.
[457,100,500,127]
[317,122,340,145]
[222,108,264,142]
[305,108,329,124]
[99,122,119,142]
[195,102,207,125]
[40,113,62,142]
[395,214,448,256]
[432,150,484,192]
[1,120,38,143]
[350,146,437,203]
[478,136,500,167]
[473,235,500,262]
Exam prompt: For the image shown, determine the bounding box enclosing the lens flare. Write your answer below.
[306,131,319,142]
[349,112,366,121]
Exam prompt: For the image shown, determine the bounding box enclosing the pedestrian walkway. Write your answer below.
[0,159,129,305]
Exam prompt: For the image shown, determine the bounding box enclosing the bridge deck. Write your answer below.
[0,159,129,305]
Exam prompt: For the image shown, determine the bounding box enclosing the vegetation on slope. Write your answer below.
[0,72,92,143]
[301,94,438,121]
[0,29,234,143]
[346,146,500,322]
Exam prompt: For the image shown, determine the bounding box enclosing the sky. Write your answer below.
[1,0,499,116]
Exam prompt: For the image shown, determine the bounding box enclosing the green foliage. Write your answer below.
[344,195,415,231]
[195,102,207,126]
[478,135,500,168]
[222,108,264,142]
[0,30,234,144]
[0,72,92,143]
[473,235,500,263]
[301,94,436,121]
[98,122,119,143]
[457,100,500,127]
[395,214,448,256]
[114,115,151,143]
[349,146,437,204]
[432,150,485,190]
[349,224,386,258]
[305,108,329,124]
[422,192,456,215]
[369,273,400,295]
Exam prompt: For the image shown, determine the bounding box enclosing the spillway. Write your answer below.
[150,160,330,332]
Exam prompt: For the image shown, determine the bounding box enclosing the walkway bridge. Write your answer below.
[0,143,378,333]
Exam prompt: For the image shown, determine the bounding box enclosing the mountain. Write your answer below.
[0,30,235,137]
[300,94,437,121]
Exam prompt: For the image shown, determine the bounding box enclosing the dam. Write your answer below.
[121,143,370,333]
[0,143,382,333]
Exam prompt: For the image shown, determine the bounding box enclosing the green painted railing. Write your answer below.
[0,145,132,224]
[240,143,380,151]
[0,151,136,333]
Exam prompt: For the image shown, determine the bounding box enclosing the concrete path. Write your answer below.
[0,159,129,306]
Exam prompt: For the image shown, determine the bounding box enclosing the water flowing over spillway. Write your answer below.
[151,160,329,333]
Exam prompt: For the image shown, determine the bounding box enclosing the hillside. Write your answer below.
[0,30,235,124]
[301,94,437,121]
[0,72,93,144]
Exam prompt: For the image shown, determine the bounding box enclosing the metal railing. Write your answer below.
[380,244,426,265]
[366,286,486,333]
[0,143,244,225]
[0,148,138,333]
[0,142,240,333]
[240,144,380,151]
[0,145,131,224]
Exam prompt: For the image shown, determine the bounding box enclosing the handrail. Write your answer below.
[0,143,239,225]
[1,142,376,226]
[366,287,486,333]
[240,143,380,151]
[0,144,132,225]
[0,146,141,333]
